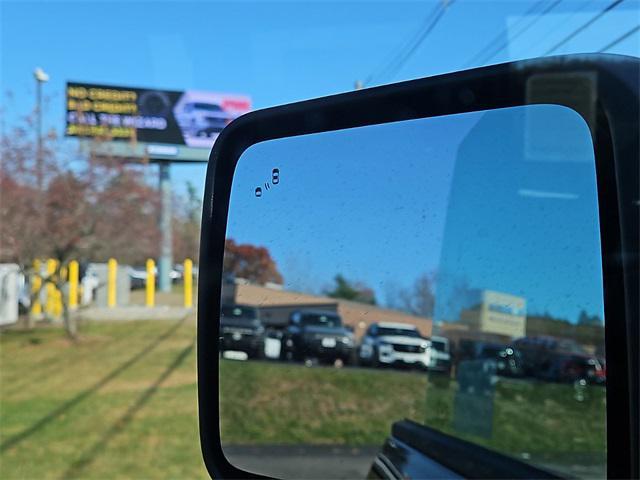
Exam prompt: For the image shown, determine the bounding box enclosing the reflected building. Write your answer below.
[433,103,600,343]
[459,289,526,339]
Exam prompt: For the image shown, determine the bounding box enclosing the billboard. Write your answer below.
[65,82,251,152]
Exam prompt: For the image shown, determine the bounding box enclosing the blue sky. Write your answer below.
[2,0,638,322]
[2,1,638,184]
[228,105,602,323]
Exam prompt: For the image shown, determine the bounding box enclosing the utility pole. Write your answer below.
[33,67,49,191]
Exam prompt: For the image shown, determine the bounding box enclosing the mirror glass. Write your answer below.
[219,104,604,479]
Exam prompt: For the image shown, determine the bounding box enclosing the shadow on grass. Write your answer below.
[0,317,188,453]
[61,337,196,479]
[4,330,129,397]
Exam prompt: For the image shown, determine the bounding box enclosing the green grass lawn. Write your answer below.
[423,373,606,476]
[1,319,606,479]
[220,358,605,477]
[1,318,205,480]
[220,358,428,446]
[1,319,424,479]
[129,285,197,307]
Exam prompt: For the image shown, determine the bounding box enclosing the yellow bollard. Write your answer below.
[45,258,57,316]
[69,260,79,310]
[54,289,63,317]
[31,259,42,316]
[184,258,193,308]
[146,259,155,307]
[55,266,66,317]
[107,258,117,308]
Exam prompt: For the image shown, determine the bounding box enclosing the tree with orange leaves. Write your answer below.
[223,239,283,285]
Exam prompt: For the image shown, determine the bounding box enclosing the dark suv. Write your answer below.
[219,304,265,359]
[281,310,354,364]
[475,343,524,378]
[457,341,524,378]
[540,353,606,385]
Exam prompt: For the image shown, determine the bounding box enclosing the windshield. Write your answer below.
[378,327,421,338]
[300,313,342,328]
[2,1,637,480]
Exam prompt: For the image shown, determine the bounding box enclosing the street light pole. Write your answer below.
[33,67,49,192]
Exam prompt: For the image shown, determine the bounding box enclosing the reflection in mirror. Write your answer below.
[219,105,604,479]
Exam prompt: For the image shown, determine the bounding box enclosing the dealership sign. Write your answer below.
[65,82,251,151]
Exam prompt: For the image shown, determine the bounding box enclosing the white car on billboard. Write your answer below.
[173,91,251,148]
[175,102,233,137]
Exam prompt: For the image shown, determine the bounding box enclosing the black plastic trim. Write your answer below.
[390,419,561,479]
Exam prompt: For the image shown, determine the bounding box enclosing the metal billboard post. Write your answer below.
[66,82,252,297]
[158,160,173,293]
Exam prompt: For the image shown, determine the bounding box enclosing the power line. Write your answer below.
[364,0,455,86]
[543,0,625,56]
[462,0,548,69]
[364,2,442,86]
[382,0,455,82]
[598,24,640,52]
[477,0,564,66]
[531,0,597,55]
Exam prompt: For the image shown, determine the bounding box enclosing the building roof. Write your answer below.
[234,283,333,307]
[233,283,432,338]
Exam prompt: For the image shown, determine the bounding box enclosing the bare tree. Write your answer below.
[384,273,437,318]
[1,107,163,338]
[397,273,436,317]
[173,181,201,263]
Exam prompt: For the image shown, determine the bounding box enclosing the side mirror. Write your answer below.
[198,55,639,479]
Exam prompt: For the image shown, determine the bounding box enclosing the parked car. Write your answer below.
[358,322,430,370]
[455,340,524,377]
[281,310,354,364]
[426,335,451,374]
[128,267,147,290]
[219,304,266,359]
[512,335,604,382]
[538,353,606,385]
[474,342,524,378]
[128,265,182,289]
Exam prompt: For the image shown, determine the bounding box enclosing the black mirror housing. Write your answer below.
[198,54,639,479]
